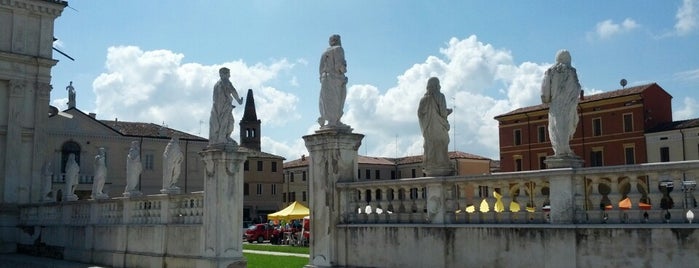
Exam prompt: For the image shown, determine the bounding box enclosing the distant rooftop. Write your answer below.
[495,83,662,119]
[647,118,699,133]
[284,151,491,168]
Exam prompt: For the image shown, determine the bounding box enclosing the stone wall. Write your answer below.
[336,225,699,268]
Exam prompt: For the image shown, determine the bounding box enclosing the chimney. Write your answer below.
[89,113,96,118]
[301,154,306,161]
[579,90,584,100]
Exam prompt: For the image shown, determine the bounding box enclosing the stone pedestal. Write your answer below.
[122,191,143,198]
[304,130,363,268]
[200,147,247,268]
[544,155,583,169]
[159,186,181,195]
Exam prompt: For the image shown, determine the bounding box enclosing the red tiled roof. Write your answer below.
[494,83,659,119]
[100,120,206,141]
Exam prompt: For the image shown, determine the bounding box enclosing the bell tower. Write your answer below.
[239,89,261,151]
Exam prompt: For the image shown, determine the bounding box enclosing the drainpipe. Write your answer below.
[184,139,189,193]
[680,129,686,161]
[525,112,532,170]
[138,137,143,192]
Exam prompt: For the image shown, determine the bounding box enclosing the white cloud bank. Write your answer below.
[92,45,300,138]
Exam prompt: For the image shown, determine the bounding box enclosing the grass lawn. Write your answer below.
[244,253,308,268]
[243,243,310,255]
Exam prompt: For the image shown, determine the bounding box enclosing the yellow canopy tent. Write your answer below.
[267,201,310,222]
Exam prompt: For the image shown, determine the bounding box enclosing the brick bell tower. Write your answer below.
[239,89,261,151]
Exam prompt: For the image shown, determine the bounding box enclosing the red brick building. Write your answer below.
[494,83,672,172]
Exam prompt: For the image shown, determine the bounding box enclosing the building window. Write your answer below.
[290,172,295,182]
[283,192,287,202]
[271,162,277,172]
[590,148,604,167]
[257,161,263,171]
[271,184,277,195]
[144,153,154,170]
[514,156,523,171]
[290,192,296,202]
[391,170,396,180]
[514,129,522,145]
[256,184,263,195]
[366,169,371,180]
[537,126,546,143]
[244,183,249,196]
[538,154,547,170]
[244,160,249,171]
[411,169,416,178]
[302,171,306,181]
[592,118,602,136]
[358,169,361,179]
[660,147,670,162]
[375,170,381,180]
[624,145,635,164]
[302,191,307,201]
[623,113,633,133]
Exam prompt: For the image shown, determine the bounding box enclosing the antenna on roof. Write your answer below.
[620,79,627,89]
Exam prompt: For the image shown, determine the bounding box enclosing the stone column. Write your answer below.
[199,147,247,268]
[304,130,363,268]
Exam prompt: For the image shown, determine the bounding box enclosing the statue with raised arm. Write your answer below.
[64,153,79,201]
[317,34,351,131]
[161,137,183,194]
[541,50,581,158]
[209,67,243,148]
[66,81,76,108]
[418,77,454,176]
[91,147,109,199]
[124,141,143,197]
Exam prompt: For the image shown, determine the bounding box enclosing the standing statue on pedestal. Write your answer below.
[209,67,243,148]
[318,34,351,131]
[124,141,143,197]
[541,50,581,158]
[91,147,109,199]
[64,153,79,201]
[418,77,454,176]
[162,137,183,194]
[66,81,76,109]
[41,160,53,202]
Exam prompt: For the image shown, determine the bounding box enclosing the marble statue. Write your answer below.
[209,67,243,147]
[317,34,350,131]
[162,137,183,194]
[91,147,109,199]
[418,77,454,176]
[64,153,79,201]
[124,141,143,197]
[41,160,53,202]
[66,81,76,108]
[541,50,581,157]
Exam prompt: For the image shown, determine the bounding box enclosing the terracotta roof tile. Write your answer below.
[284,151,491,168]
[99,120,206,141]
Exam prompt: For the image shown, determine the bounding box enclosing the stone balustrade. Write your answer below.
[337,161,699,225]
[18,192,205,226]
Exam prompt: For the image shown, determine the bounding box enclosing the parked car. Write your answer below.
[241,221,252,239]
[244,223,281,244]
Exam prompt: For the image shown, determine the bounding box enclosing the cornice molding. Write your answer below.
[0,0,67,17]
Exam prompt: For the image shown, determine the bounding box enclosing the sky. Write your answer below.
[50,0,699,162]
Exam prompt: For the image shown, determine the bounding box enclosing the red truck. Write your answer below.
[244,223,281,244]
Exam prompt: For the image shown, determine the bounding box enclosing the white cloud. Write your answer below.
[92,45,300,139]
[51,98,68,111]
[674,68,699,81]
[592,18,639,39]
[674,97,699,120]
[676,0,698,36]
[342,35,548,159]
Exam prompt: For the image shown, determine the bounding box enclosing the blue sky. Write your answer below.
[51,0,699,161]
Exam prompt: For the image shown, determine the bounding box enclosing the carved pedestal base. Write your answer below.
[160,186,181,195]
[424,166,455,177]
[122,191,143,198]
[64,194,78,202]
[544,155,584,169]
